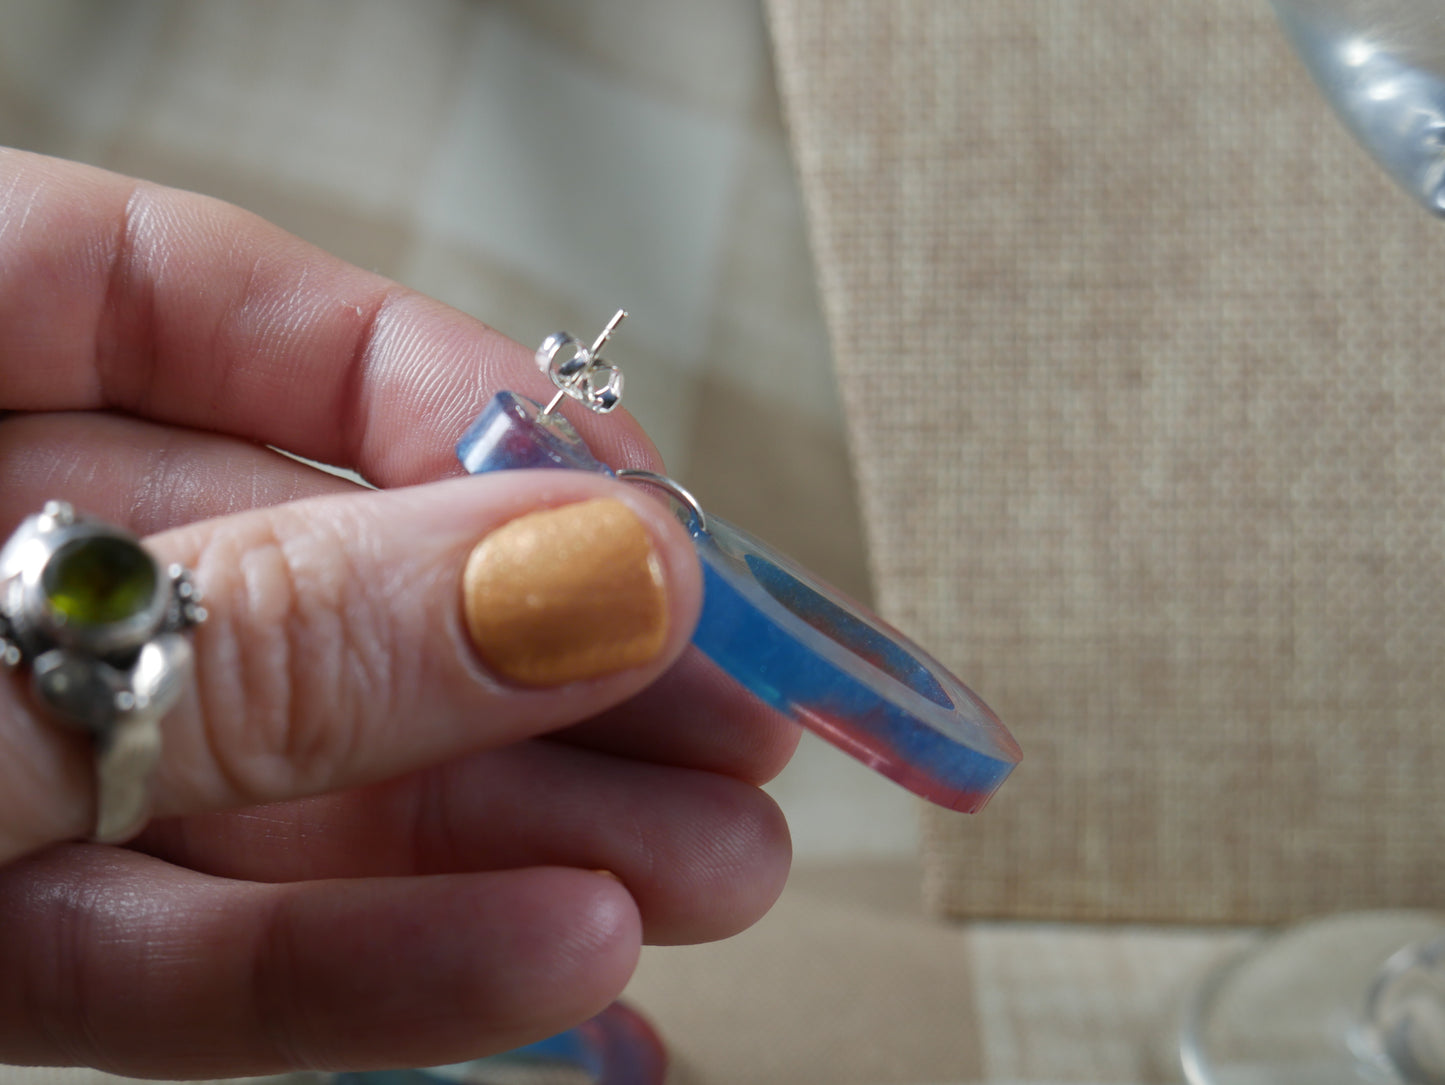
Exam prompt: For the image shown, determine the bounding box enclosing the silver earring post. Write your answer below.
[538,308,629,418]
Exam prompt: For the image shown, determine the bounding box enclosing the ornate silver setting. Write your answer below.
[0,501,204,842]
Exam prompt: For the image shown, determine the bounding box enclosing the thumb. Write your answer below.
[0,471,701,859]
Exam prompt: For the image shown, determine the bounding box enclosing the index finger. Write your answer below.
[0,148,661,483]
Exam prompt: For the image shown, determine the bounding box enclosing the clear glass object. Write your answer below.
[1181,913,1445,1084]
[1272,0,1445,214]
[1181,4,1445,1082]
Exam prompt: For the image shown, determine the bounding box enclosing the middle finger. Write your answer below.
[136,738,793,947]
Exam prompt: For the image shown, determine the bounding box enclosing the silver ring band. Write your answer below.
[0,502,204,843]
[94,714,165,843]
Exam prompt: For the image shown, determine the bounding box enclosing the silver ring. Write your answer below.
[0,502,204,843]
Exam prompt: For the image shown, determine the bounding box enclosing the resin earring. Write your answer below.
[457,311,1021,812]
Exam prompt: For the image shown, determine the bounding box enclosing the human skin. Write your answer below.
[0,148,798,1076]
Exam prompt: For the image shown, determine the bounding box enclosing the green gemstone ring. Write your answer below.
[43,535,160,627]
[0,501,205,843]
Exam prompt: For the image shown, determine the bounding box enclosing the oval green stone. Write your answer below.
[42,536,158,627]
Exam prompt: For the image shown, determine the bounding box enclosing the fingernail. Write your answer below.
[462,498,670,687]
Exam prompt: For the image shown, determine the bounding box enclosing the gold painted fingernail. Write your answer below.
[462,498,670,687]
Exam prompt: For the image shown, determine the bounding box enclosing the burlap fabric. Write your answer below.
[766,0,1445,923]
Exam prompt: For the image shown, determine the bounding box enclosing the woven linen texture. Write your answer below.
[765,0,1445,922]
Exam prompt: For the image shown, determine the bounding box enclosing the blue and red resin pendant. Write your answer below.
[458,312,1021,813]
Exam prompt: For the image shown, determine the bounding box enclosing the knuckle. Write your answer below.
[248,893,319,1069]
[0,851,114,1066]
[193,507,396,803]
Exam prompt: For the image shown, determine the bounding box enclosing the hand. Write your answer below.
[0,149,797,1075]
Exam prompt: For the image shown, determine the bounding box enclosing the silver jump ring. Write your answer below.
[616,470,709,536]
[0,501,204,843]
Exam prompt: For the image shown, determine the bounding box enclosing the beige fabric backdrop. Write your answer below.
[766,0,1445,923]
